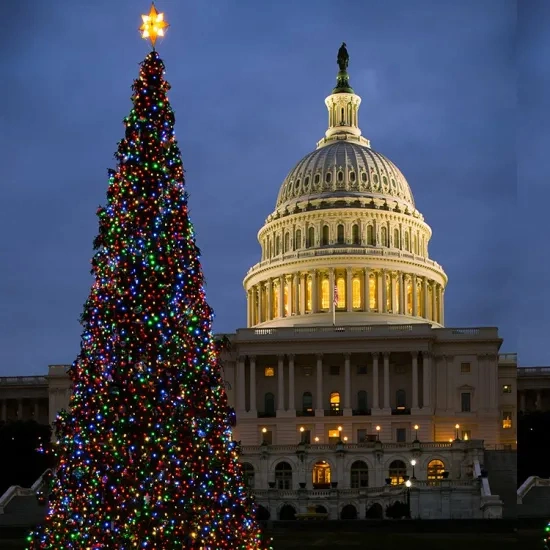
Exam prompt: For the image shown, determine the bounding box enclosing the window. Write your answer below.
[300,429,311,444]
[381,227,388,247]
[502,385,512,393]
[330,392,340,412]
[502,411,512,429]
[461,392,471,412]
[322,225,330,246]
[369,274,378,311]
[330,365,340,376]
[275,462,292,490]
[336,277,345,309]
[242,463,255,488]
[357,365,367,375]
[462,430,471,441]
[303,366,313,377]
[460,362,471,373]
[350,461,369,488]
[264,393,275,416]
[302,392,313,414]
[357,391,368,412]
[337,224,345,244]
[261,429,272,445]
[389,460,407,485]
[352,224,360,245]
[313,461,331,486]
[295,229,302,250]
[367,225,375,245]
[307,227,315,248]
[427,460,445,482]
[325,172,332,183]
[393,228,400,248]
[284,232,290,252]
[272,283,279,318]
[314,173,320,184]
[361,172,367,183]
[328,429,341,443]
[276,235,281,255]
[350,171,356,183]
[337,171,344,183]
[396,389,406,409]
[396,428,406,443]
[406,279,413,315]
[321,278,330,309]
[306,277,312,312]
[404,232,410,251]
[352,277,361,309]
[264,367,275,377]
[357,429,367,443]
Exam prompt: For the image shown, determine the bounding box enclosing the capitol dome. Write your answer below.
[243,44,447,328]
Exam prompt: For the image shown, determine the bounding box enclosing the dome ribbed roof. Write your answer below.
[275,141,415,211]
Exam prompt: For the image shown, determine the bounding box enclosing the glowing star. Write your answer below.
[140,3,169,47]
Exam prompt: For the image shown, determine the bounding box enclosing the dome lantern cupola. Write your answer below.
[320,43,370,148]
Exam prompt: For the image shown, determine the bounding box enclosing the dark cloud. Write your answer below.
[0,0,532,375]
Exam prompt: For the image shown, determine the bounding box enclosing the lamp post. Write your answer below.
[376,425,381,441]
[410,459,416,480]
[455,424,460,441]
[413,424,419,442]
[405,479,412,518]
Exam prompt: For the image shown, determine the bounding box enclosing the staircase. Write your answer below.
[483,450,517,518]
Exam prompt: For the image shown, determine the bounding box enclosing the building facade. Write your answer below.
[0,47,527,520]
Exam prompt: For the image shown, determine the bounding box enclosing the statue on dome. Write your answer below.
[337,42,349,71]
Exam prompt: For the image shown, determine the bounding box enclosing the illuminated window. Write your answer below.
[272,283,279,318]
[352,224,360,244]
[328,429,340,443]
[462,430,471,441]
[260,286,267,322]
[381,227,388,247]
[322,225,330,245]
[313,461,331,486]
[369,274,378,311]
[295,229,302,250]
[261,429,273,445]
[393,228,400,248]
[389,460,407,485]
[460,362,471,373]
[307,227,315,248]
[336,277,345,309]
[330,392,340,412]
[395,276,401,314]
[427,460,445,482]
[367,225,375,245]
[283,281,289,317]
[321,278,330,309]
[406,279,413,315]
[427,285,433,320]
[306,277,312,312]
[264,367,275,377]
[386,274,391,312]
[502,412,512,429]
[502,385,512,393]
[417,283,423,317]
[352,277,361,309]
[337,224,345,244]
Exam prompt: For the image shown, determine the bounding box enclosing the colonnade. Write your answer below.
[247,268,444,326]
[235,351,432,415]
[0,397,46,422]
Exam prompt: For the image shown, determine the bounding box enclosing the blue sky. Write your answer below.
[0,0,542,376]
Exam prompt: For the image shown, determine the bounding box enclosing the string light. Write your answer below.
[27,49,271,550]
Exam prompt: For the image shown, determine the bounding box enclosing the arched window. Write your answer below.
[275,462,293,490]
[330,392,340,413]
[321,278,330,309]
[264,392,275,416]
[242,463,255,488]
[352,224,360,245]
[302,391,313,414]
[322,225,330,245]
[369,274,378,311]
[404,232,410,252]
[337,171,344,183]
[361,172,368,183]
[367,225,375,245]
[350,171,356,183]
[352,277,361,309]
[357,390,368,413]
[284,232,290,253]
[326,172,332,184]
[313,461,331,487]
[413,234,418,255]
[350,460,369,488]
[396,389,406,408]
[336,277,345,309]
[314,173,320,184]
[395,276,401,314]
[427,460,445,483]
[381,227,388,247]
[272,283,279,319]
[337,224,345,244]
[307,226,315,248]
[276,235,281,255]
[306,276,312,312]
[389,460,407,485]
[393,228,400,248]
[295,229,302,250]
[382,176,388,187]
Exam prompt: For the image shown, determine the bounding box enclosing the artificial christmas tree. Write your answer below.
[28,6,271,549]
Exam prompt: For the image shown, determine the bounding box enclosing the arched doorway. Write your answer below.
[365,502,383,519]
[256,505,270,521]
[427,459,445,484]
[341,504,358,519]
[315,505,327,514]
[279,504,296,520]
[312,461,331,489]
[242,462,255,488]
[275,462,293,490]
[388,460,407,485]
[350,460,369,488]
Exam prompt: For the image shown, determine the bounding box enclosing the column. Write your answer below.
[266,279,273,321]
[381,270,387,313]
[329,268,335,312]
[1,399,6,422]
[249,356,257,414]
[293,273,299,315]
[432,284,438,321]
[311,270,318,313]
[364,268,370,312]
[383,353,390,409]
[519,391,526,412]
[278,277,285,318]
[346,268,353,312]
[286,276,292,316]
[255,287,261,325]
[399,272,405,315]
[288,355,295,413]
[277,355,285,412]
[440,288,445,325]
[300,273,306,315]
[246,290,251,327]
[422,277,428,319]
[412,275,418,316]
[422,352,431,409]
[411,351,419,409]
[344,353,351,411]
[237,356,246,413]
[316,354,324,414]
[372,353,379,409]
[390,273,397,313]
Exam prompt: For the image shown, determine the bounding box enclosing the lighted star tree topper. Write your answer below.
[27,5,271,549]
[140,2,169,47]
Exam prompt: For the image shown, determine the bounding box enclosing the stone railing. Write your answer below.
[518,367,550,376]
[517,476,550,504]
[0,468,52,514]
[0,376,47,385]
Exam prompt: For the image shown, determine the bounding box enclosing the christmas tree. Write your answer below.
[28,5,270,549]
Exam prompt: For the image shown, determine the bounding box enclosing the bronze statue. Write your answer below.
[337,42,349,71]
